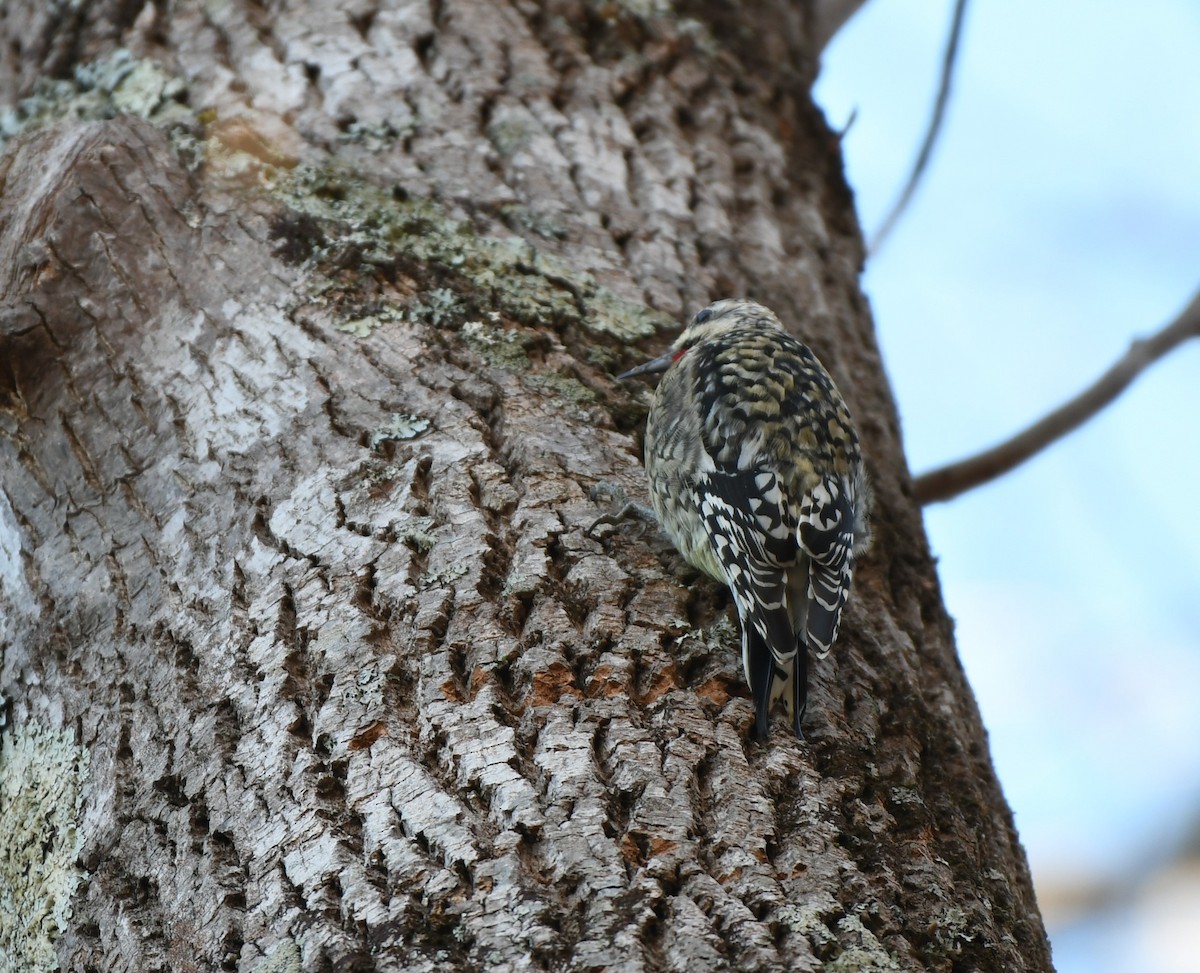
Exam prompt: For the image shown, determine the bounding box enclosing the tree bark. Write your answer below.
[0,3,1052,972]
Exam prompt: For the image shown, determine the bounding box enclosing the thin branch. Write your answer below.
[868,0,970,256]
[915,289,1200,504]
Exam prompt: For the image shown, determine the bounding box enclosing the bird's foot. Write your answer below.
[587,483,658,539]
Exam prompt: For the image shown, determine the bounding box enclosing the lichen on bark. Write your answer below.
[0,722,91,972]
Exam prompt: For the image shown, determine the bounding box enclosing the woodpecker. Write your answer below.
[619,299,871,740]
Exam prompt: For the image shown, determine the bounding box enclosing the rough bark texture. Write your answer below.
[0,3,1053,972]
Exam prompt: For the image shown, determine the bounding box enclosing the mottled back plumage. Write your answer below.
[621,299,871,739]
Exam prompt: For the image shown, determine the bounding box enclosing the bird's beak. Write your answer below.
[617,351,675,380]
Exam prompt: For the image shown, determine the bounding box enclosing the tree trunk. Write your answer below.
[0,3,1052,971]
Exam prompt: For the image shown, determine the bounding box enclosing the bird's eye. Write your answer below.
[692,308,714,325]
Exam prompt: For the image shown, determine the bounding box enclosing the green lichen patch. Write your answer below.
[826,915,903,972]
[578,284,671,342]
[328,296,409,338]
[526,372,598,408]
[265,164,670,346]
[1,50,672,357]
[777,896,902,973]
[394,517,437,554]
[0,49,190,148]
[335,315,384,338]
[0,722,91,972]
[252,939,302,973]
[460,319,532,370]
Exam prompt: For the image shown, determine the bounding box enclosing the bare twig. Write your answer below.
[915,290,1200,504]
[868,0,970,256]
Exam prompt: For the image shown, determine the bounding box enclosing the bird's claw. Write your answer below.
[587,482,658,539]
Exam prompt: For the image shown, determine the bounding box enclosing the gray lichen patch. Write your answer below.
[420,562,470,589]
[410,288,470,328]
[369,414,431,448]
[0,722,91,972]
[0,49,189,148]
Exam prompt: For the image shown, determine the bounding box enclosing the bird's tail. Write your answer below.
[740,603,801,741]
[778,641,809,740]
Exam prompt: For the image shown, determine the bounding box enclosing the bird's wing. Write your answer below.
[695,466,797,663]
[797,475,857,658]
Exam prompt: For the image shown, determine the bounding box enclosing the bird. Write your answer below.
[618,299,871,739]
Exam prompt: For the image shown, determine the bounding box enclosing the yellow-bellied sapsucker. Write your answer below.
[620,299,871,740]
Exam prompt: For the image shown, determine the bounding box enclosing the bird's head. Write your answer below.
[618,299,782,379]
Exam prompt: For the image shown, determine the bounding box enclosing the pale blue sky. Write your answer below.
[817,3,1200,970]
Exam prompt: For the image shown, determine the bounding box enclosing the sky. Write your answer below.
[814,2,1200,971]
